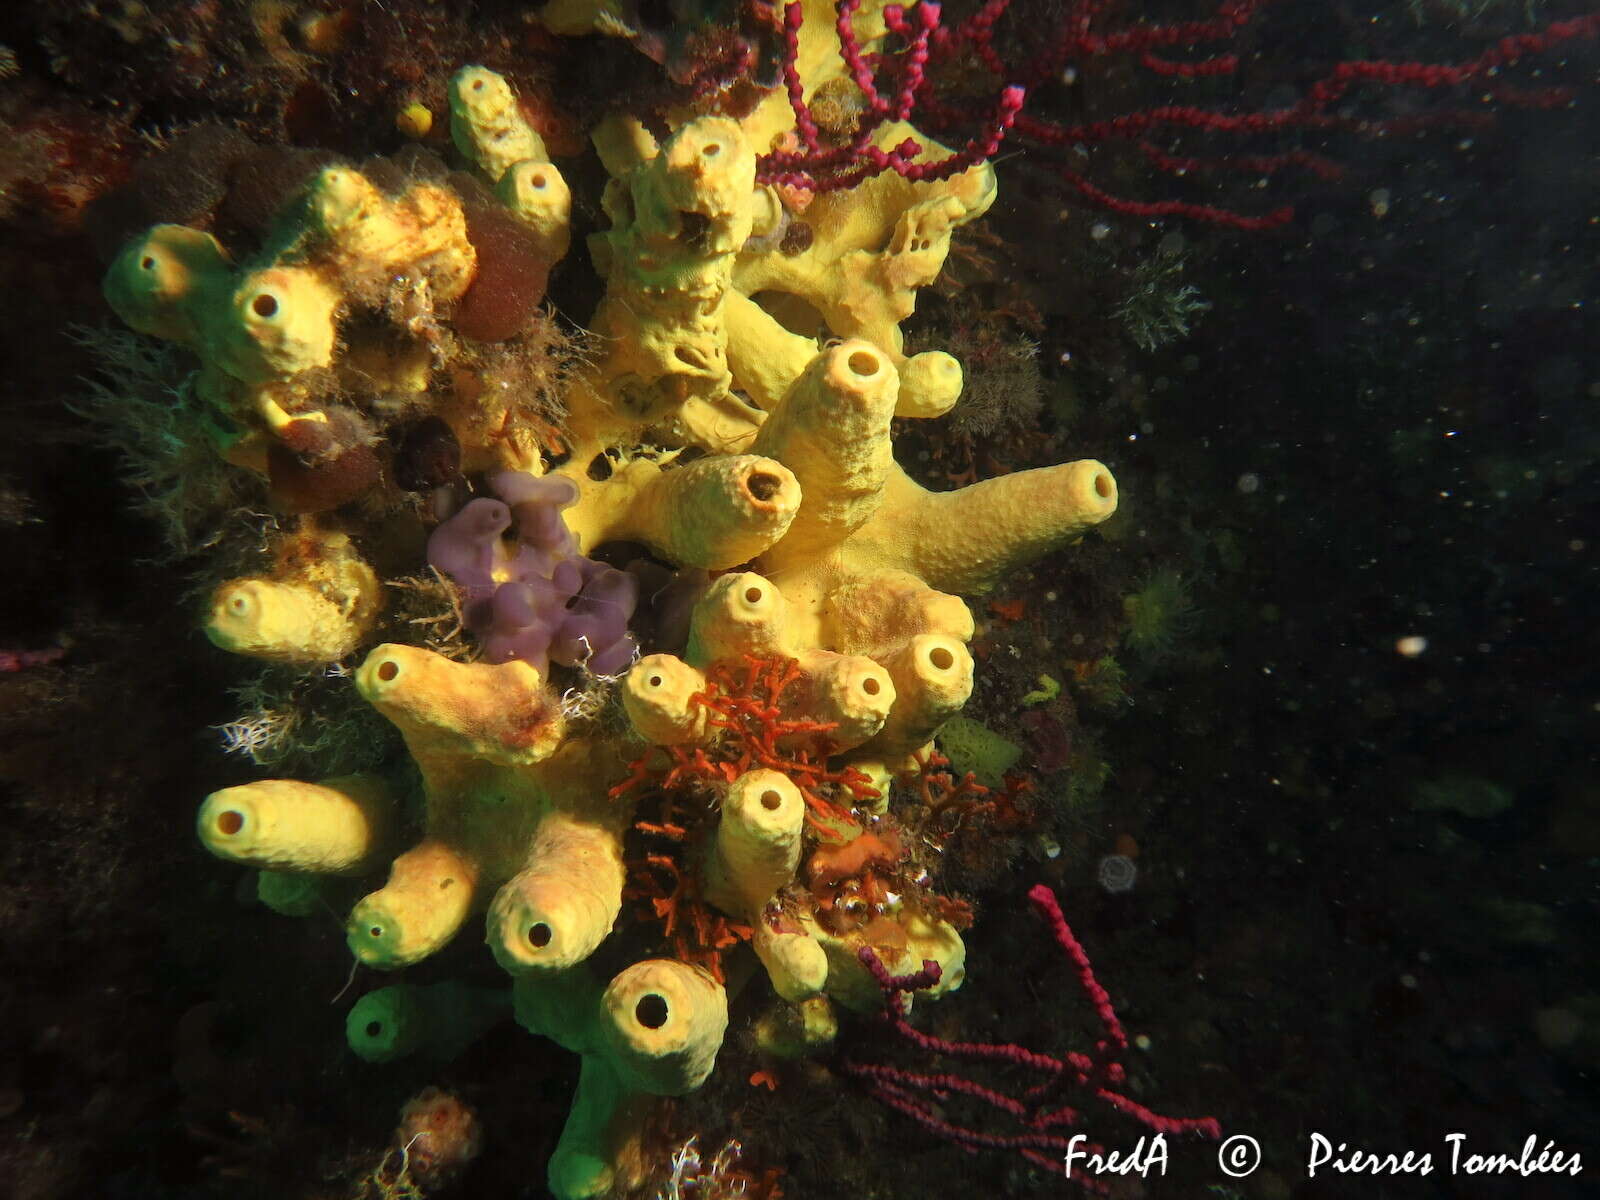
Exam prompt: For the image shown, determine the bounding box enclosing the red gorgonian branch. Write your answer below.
[759,0,1600,227]
[838,883,1220,1193]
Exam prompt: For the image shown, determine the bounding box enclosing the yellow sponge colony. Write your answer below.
[105,15,1120,1197]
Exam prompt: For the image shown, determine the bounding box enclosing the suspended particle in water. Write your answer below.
[1097,853,1137,894]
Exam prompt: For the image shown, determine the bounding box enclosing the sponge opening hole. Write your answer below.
[847,349,878,377]
[635,993,669,1029]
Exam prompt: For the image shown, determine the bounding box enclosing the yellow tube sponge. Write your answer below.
[732,130,997,417]
[589,112,658,180]
[814,910,966,1013]
[513,969,654,1200]
[722,290,819,413]
[449,65,550,182]
[598,959,728,1096]
[751,340,898,569]
[786,649,897,751]
[583,117,754,432]
[579,453,801,570]
[207,578,347,662]
[101,156,509,477]
[866,459,1121,595]
[633,639,891,753]
[347,983,435,1063]
[198,774,393,874]
[552,1059,648,1200]
[537,0,633,36]
[103,224,231,344]
[726,289,966,421]
[213,266,341,385]
[141,37,1136,1198]
[498,159,573,262]
[620,654,709,746]
[512,963,606,1052]
[347,981,510,1063]
[848,759,895,814]
[348,839,479,968]
[343,641,630,982]
[206,529,382,663]
[820,569,974,656]
[752,919,829,1002]
[704,770,806,917]
[395,100,433,139]
[685,572,798,664]
[355,643,566,770]
[897,350,965,419]
[487,814,625,974]
[752,994,839,1057]
[862,633,975,763]
[849,191,993,343]
[903,913,968,1001]
[303,166,477,303]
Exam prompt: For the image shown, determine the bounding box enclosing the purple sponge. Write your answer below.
[426,472,639,676]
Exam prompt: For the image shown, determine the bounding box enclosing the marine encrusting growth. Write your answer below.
[99,5,1118,1195]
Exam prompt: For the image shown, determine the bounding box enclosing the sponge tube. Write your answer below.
[704,770,805,918]
[487,816,624,975]
[347,838,478,968]
[598,960,728,1096]
[865,633,975,761]
[197,774,391,874]
[620,654,708,746]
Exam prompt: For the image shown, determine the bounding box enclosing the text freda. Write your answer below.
[1062,1133,1169,1178]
